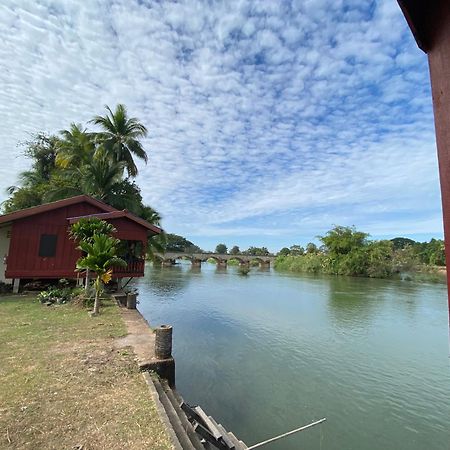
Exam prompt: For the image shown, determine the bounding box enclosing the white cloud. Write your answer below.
[0,0,442,248]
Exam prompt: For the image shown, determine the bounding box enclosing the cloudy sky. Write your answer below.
[0,0,442,251]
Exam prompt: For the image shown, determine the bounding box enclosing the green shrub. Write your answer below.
[37,284,84,305]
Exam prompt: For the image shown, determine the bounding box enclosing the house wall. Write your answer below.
[0,224,12,283]
[108,217,149,247]
[5,202,105,279]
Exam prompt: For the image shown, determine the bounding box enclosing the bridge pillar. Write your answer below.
[239,261,250,268]
[260,261,270,269]
[191,259,202,268]
[161,259,174,267]
[217,260,227,268]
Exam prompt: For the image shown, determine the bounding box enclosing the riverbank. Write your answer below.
[0,295,173,449]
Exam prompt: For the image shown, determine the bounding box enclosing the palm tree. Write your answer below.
[80,149,125,201]
[45,149,125,203]
[70,218,117,291]
[91,104,148,177]
[76,233,126,315]
[140,205,162,225]
[56,123,95,169]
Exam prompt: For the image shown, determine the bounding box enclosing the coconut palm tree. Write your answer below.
[46,149,125,203]
[56,123,95,169]
[80,149,126,201]
[91,104,148,177]
[76,233,126,315]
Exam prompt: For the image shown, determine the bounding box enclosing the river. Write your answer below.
[133,262,449,450]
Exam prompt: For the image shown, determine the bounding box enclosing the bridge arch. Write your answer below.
[227,256,247,264]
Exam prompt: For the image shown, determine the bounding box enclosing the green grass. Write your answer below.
[0,295,173,450]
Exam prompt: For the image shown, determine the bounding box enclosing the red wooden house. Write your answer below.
[0,195,161,292]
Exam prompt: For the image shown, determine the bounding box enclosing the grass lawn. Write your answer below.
[0,295,173,450]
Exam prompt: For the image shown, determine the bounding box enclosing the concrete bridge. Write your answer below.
[156,252,275,268]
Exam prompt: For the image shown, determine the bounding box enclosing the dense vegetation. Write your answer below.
[2,104,164,257]
[275,226,445,279]
[2,105,160,225]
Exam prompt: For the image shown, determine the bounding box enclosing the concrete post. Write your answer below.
[155,325,173,359]
[126,293,137,309]
[12,278,20,294]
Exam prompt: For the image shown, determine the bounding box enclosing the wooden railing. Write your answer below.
[113,259,145,274]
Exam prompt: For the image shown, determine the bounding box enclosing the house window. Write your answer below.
[38,234,58,257]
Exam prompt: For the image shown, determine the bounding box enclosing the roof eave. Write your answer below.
[398,0,428,52]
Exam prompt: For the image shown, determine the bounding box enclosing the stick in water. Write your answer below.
[247,418,327,450]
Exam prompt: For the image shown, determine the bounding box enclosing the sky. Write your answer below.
[0,0,443,252]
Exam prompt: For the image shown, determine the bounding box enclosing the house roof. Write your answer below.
[67,210,162,234]
[0,195,161,234]
[0,195,115,225]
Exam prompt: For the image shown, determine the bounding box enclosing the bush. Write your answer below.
[37,283,84,305]
[274,254,325,274]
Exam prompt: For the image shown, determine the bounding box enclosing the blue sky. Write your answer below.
[0,0,443,252]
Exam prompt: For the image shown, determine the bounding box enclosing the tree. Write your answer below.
[3,133,60,212]
[215,243,228,254]
[289,245,305,256]
[56,123,95,169]
[305,243,318,254]
[391,237,416,250]
[76,234,126,315]
[319,226,368,256]
[230,245,240,255]
[164,234,201,252]
[242,246,271,256]
[140,204,161,225]
[278,247,291,256]
[91,104,148,177]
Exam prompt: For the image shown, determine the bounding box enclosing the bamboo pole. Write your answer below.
[247,418,326,450]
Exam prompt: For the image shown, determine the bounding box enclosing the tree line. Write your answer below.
[275,225,445,279]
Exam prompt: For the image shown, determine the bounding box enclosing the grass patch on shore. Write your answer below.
[0,295,173,450]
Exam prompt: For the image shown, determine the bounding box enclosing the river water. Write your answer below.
[134,262,449,450]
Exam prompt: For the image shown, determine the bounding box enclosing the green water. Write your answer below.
[134,263,450,450]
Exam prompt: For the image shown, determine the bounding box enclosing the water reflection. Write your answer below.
[326,276,384,327]
[144,263,191,296]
